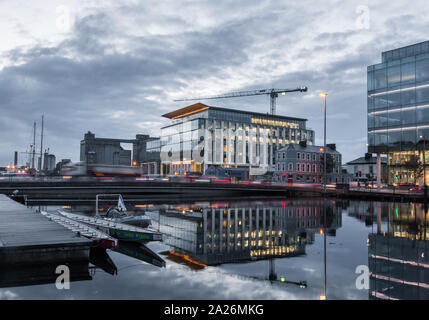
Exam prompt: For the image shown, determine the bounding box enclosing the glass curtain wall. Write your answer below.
[368,42,429,184]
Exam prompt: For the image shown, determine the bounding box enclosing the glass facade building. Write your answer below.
[368,41,429,184]
[146,199,342,265]
[160,103,315,175]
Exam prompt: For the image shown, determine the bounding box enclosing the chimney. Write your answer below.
[327,143,336,151]
[299,141,307,148]
[14,151,18,166]
[365,153,372,161]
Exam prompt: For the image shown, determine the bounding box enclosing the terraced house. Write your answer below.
[274,142,350,184]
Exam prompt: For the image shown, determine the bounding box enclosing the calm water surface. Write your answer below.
[0,198,427,300]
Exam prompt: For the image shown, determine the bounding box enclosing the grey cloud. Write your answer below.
[1,1,429,165]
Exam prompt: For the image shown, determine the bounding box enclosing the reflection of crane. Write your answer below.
[256,258,307,288]
[174,87,308,115]
[205,258,307,289]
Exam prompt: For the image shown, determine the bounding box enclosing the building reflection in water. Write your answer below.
[146,199,342,266]
[367,202,429,300]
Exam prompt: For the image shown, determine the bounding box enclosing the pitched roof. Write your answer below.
[346,156,387,165]
[279,143,340,154]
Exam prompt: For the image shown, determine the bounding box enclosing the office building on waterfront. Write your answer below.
[368,41,429,185]
[160,103,315,175]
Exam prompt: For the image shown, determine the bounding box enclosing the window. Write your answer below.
[297,163,300,171]
[307,164,311,172]
[297,152,300,160]
[388,66,401,87]
[288,163,293,171]
[282,152,285,159]
[417,59,429,82]
[307,153,310,160]
[401,63,415,84]
[374,68,387,89]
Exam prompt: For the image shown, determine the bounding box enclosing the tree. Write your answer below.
[403,154,423,184]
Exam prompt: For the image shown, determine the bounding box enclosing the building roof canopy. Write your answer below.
[162,103,308,122]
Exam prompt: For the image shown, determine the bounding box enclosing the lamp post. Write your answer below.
[320,93,328,193]
[319,92,328,300]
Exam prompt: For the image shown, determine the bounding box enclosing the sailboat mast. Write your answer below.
[40,115,44,171]
[32,121,36,169]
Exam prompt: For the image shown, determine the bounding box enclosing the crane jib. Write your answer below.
[174,86,308,115]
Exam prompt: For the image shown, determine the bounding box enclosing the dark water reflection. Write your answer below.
[0,198,428,300]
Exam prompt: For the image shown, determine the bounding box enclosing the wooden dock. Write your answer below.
[0,194,91,265]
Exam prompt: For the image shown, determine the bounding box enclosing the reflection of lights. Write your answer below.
[369,83,429,97]
[319,229,324,235]
[371,291,399,300]
[320,295,326,300]
[372,274,429,289]
[371,254,429,269]
[280,277,286,282]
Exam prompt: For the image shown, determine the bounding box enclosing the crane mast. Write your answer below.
[174,87,308,115]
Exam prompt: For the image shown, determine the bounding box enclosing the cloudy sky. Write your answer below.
[1,0,429,166]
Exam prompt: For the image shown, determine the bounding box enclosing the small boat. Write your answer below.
[102,207,152,228]
[113,242,166,268]
[57,210,163,242]
[40,211,118,249]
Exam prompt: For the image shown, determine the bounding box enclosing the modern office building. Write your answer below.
[141,138,162,174]
[368,41,429,185]
[273,142,349,184]
[80,131,160,169]
[160,103,315,175]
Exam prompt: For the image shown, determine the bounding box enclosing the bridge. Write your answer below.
[0,178,425,204]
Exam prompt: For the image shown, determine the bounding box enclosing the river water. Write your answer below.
[0,198,427,300]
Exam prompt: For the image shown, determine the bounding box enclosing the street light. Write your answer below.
[319,92,328,300]
[320,93,327,193]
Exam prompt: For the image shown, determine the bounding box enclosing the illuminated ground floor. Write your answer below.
[161,161,257,177]
[386,151,429,186]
